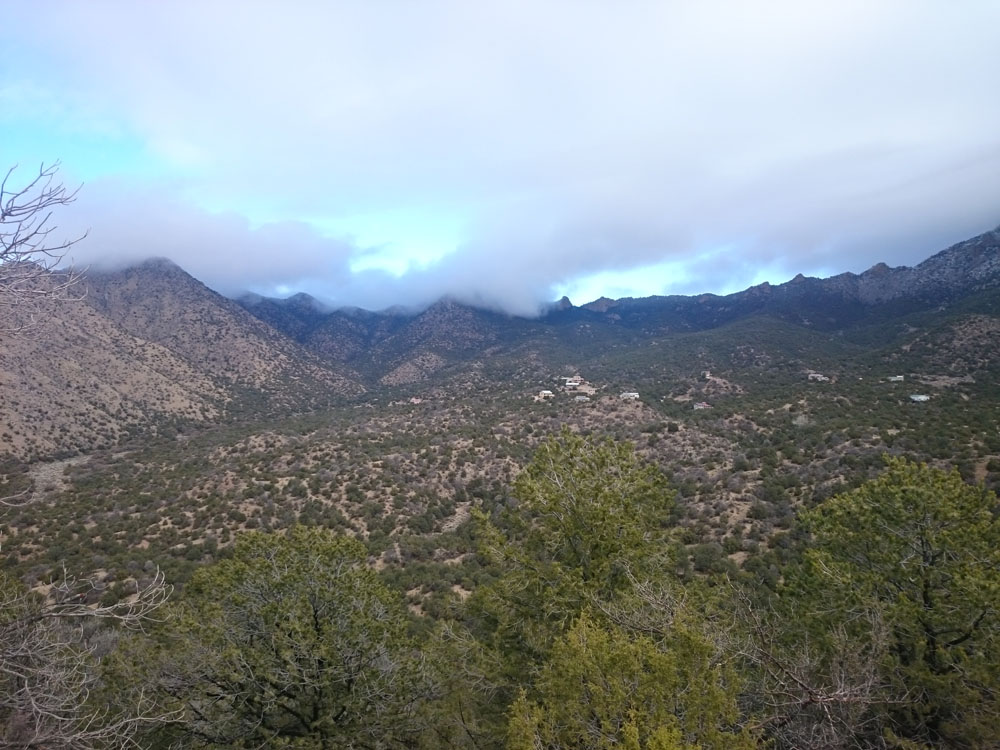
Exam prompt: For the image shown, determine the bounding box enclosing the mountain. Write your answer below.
[238,226,1000,381]
[235,291,333,342]
[83,259,363,394]
[0,260,362,461]
[6,226,1000,611]
[238,293,540,385]
[4,227,998,462]
[543,226,1000,334]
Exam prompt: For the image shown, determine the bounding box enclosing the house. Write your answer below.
[888,375,904,382]
[538,390,554,398]
[909,394,930,402]
[563,377,582,389]
[807,372,830,382]
[619,392,640,400]
[693,401,712,410]
[574,395,590,402]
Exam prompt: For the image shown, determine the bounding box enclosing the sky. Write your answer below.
[3,1,999,316]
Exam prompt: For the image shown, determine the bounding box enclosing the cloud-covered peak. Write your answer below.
[6,1,999,314]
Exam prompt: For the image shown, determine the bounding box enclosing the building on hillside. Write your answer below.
[888,375,904,382]
[807,372,830,382]
[538,390,554,398]
[619,392,640,400]
[693,401,712,410]
[574,395,590,402]
[909,394,930,402]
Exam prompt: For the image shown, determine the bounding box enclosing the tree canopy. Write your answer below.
[474,429,676,665]
[125,526,428,749]
[747,457,1000,748]
[509,613,755,750]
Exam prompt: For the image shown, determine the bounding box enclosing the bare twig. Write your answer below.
[0,568,174,748]
[0,162,87,333]
[726,583,903,750]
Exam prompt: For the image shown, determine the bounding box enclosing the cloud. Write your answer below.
[56,177,358,296]
[6,0,1000,314]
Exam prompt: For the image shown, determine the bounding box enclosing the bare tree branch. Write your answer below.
[0,162,179,746]
[0,162,87,333]
[726,583,903,750]
[0,568,175,749]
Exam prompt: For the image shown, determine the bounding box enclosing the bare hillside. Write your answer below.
[1,262,363,461]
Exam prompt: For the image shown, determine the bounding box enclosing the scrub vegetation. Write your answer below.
[3,168,999,747]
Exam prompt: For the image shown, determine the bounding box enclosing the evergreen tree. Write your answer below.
[508,614,755,750]
[118,526,429,749]
[748,458,1000,748]
[474,428,676,667]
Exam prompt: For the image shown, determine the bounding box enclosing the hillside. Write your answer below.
[8,298,1000,594]
[0,260,363,462]
[4,228,999,465]
[4,227,1000,750]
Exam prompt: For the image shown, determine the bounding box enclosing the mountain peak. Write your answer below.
[237,291,265,306]
[582,296,618,312]
[136,257,184,273]
[283,292,330,312]
[864,262,892,276]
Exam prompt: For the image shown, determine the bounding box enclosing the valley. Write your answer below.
[6,9,1000,743]
[2,227,999,749]
[4,261,1000,608]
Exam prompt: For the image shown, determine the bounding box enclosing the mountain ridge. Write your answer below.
[236,226,1000,378]
[238,225,1000,320]
[3,226,998,461]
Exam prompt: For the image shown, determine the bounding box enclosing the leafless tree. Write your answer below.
[1,162,86,331]
[0,160,85,500]
[0,164,176,747]
[727,585,901,750]
[0,568,175,749]
[602,573,901,750]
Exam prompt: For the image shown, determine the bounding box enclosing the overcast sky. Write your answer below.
[4,1,999,315]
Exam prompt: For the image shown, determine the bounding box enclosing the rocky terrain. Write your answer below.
[2,224,1000,620]
[1,259,362,462]
[0,225,996,473]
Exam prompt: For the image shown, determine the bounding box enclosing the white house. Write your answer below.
[619,392,640,400]
[909,394,930,402]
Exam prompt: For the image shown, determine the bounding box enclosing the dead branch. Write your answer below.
[0,568,174,748]
[0,162,87,333]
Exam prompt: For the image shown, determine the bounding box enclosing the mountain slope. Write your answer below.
[1,294,222,460]
[548,226,1000,333]
[6,226,996,461]
[85,259,362,395]
[239,293,537,385]
[1,261,363,461]
[239,226,1000,382]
